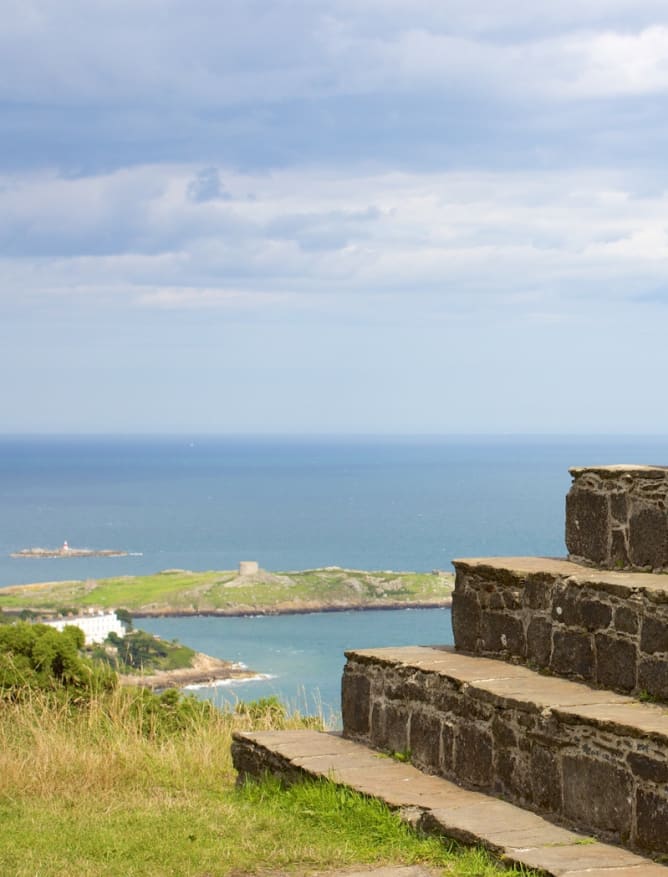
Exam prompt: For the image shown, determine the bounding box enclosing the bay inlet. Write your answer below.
[139,606,453,719]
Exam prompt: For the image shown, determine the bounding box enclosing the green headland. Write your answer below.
[0,566,454,617]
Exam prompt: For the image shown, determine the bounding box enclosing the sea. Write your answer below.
[2,434,666,714]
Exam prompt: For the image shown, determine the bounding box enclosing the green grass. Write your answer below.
[0,567,454,615]
[0,689,532,877]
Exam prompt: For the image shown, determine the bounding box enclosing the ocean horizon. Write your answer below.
[3,433,667,712]
[2,433,667,589]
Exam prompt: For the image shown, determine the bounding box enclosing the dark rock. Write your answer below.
[566,488,609,564]
[628,505,668,569]
[638,658,668,700]
[451,588,481,652]
[580,598,612,632]
[531,745,562,814]
[610,492,628,523]
[526,616,552,666]
[614,606,639,635]
[551,630,594,680]
[454,725,492,788]
[524,574,553,610]
[480,612,525,656]
[562,755,632,835]
[640,614,668,655]
[594,633,637,692]
[627,752,668,784]
[636,789,668,853]
[409,710,442,770]
[341,671,371,736]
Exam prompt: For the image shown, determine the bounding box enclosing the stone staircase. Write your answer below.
[233,466,668,875]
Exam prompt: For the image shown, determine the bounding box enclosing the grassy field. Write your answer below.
[0,689,532,877]
[0,567,454,616]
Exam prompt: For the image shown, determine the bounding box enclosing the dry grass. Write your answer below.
[0,690,530,877]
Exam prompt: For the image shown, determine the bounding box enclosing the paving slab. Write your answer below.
[232,729,668,877]
[453,555,668,596]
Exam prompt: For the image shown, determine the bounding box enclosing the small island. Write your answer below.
[11,541,128,559]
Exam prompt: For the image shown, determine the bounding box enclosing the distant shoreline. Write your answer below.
[118,651,261,690]
[131,598,452,619]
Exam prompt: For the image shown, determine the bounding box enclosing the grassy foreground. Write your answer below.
[0,567,454,615]
[0,690,531,877]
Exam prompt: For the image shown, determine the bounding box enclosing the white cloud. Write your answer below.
[2,163,668,325]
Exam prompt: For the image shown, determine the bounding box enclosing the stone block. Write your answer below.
[562,755,633,836]
[341,671,371,736]
[580,598,612,632]
[638,658,668,700]
[551,584,582,626]
[451,588,481,651]
[629,505,668,569]
[530,745,562,814]
[566,488,609,564]
[595,634,637,692]
[524,574,552,610]
[454,725,492,789]
[615,606,639,635]
[526,616,552,666]
[480,612,525,656]
[551,629,594,680]
[627,751,668,784]
[409,710,442,770]
[640,614,668,655]
[636,789,668,853]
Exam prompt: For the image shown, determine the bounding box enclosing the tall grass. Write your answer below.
[0,688,531,877]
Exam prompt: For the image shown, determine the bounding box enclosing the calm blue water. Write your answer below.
[3,435,667,713]
[3,434,667,587]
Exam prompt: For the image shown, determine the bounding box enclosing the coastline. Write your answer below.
[117,651,261,691]
[131,597,453,619]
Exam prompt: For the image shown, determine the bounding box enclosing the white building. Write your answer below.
[43,611,127,645]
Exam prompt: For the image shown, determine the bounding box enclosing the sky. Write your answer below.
[2,0,668,434]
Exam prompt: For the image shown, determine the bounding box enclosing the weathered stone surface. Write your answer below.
[629,505,668,569]
[231,728,668,877]
[552,630,594,680]
[452,556,668,702]
[454,725,492,788]
[450,590,480,651]
[566,488,609,564]
[635,789,668,854]
[341,646,668,857]
[341,669,371,735]
[562,755,632,836]
[638,658,668,700]
[640,614,668,654]
[566,466,668,570]
[409,710,442,769]
[594,633,637,692]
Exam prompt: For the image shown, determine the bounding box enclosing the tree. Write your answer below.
[114,608,133,630]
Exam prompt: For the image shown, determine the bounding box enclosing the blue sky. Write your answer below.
[2,0,668,434]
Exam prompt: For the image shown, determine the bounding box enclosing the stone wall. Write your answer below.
[342,648,668,856]
[451,558,668,702]
[566,465,668,570]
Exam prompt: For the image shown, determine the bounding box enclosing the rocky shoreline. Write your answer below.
[117,651,261,691]
[131,597,453,619]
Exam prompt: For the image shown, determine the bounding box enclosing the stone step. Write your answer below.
[232,728,668,877]
[452,556,668,701]
[341,645,668,859]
